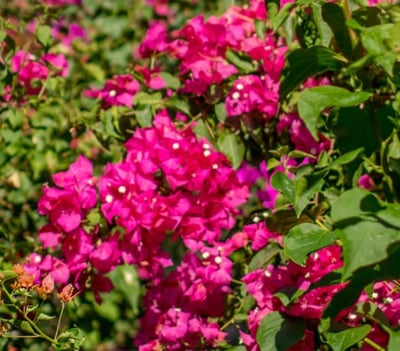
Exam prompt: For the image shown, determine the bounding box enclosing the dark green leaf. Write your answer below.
[256,312,305,351]
[284,223,337,265]
[323,266,378,320]
[297,86,372,139]
[326,325,371,351]
[388,133,400,174]
[280,46,345,99]
[356,302,390,328]
[322,3,353,58]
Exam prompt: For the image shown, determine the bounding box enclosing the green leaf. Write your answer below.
[159,72,181,90]
[271,172,295,203]
[109,265,140,315]
[297,86,372,139]
[322,3,353,58]
[272,3,296,31]
[329,106,392,156]
[311,3,333,47]
[280,46,345,99]
[330,188,373,224]
[36,313,56,321]
[328,148,364,169]
[135,107,153,127]
[133,91,163,106]
[294,172,324,216]
[226,49,258,74]
[361,24,396,76]
[388,133,400,174]
[193,119,213,142]
[256,312,305,351]
[326,325,371,351]
[374,203,400,229]
[356,301,390,328]
[82,63,106,82]
[248,244,281,271]
[339,220,400,280]
[388,329,400,351]
[217,133,245,169]
[284,223,337,265]
[14,320,35,334]
[214,102,227,123]
[323,266,378,321]
[36,25,52,48]
[165,96,191,116]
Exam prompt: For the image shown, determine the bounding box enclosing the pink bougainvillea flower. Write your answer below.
[134,65,166,90]
[225,74,279,118]
[277,113,332,158]
[358,174,375,190]
[10,50,69,95]
[138,21,169,58]
[51,21,87,52]
[84,74,140,108]
[39,0,81,6]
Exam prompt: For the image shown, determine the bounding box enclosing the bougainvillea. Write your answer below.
[1,0,400,350]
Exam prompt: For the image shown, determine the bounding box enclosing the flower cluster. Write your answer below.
[27,110,249,345]
[10,50,69,95]
[3,0,400,350]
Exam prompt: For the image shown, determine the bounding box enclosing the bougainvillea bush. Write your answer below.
[1,0,400,350]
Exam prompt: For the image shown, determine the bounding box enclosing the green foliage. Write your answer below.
[256,312,305,351]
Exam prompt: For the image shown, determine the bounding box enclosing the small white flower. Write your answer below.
[109,90,117,97]
[202,252,210,259]
[214,256,223,264]
[105,194,113,203]
[118,186,127,194]
[232,91,240,100]
[172,142,180,150]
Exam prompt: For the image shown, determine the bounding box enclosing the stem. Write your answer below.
[54,301,65,340]
[1,284,57,345]
[315,218,330,231]
[363,337,386,351]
